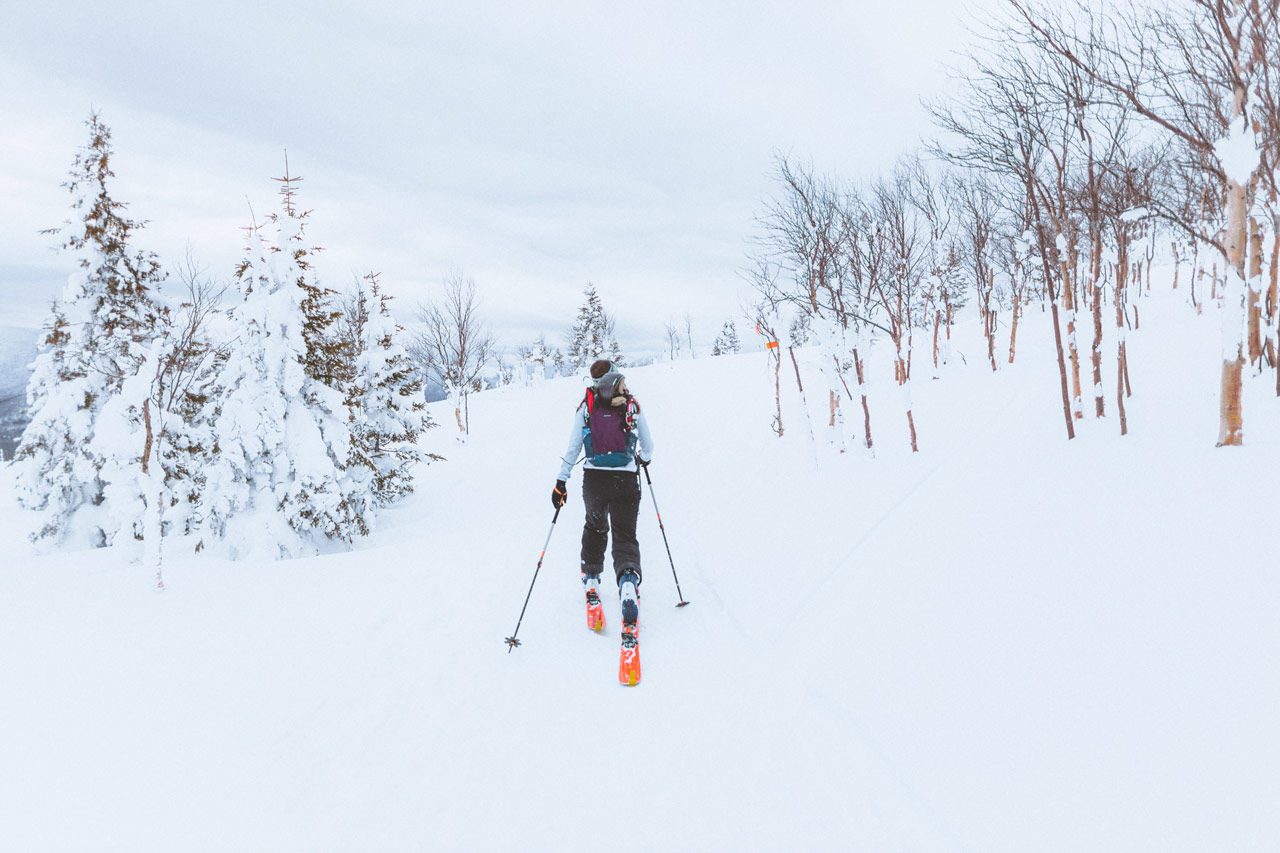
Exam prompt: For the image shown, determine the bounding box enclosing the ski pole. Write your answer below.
[505,505,561,652]
[640,465,689,607]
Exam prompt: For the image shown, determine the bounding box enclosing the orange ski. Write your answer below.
[618,624,641,686]
[586,587,605,632]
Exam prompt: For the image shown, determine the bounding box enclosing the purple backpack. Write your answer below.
[582,374,638,467]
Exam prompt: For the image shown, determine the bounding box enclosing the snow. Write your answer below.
[1214,115,1261,185]
[2,275,1278,850]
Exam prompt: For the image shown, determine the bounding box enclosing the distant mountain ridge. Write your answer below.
[0,327,38,461]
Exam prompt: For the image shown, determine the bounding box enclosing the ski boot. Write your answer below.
[618,570,641,686]
[583,571,605,632]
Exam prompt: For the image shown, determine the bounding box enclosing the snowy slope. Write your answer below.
[1,281,1277,852]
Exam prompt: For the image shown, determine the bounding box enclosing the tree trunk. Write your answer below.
[1246,216,1264,365]
[141,398,165,592]
[772,349,783,437]
[1008,295,1020,364]
[986,270,998,372]
[1217,172,1248,446]
[1113,251,1131,433]
[1217,357,1245,446]
[933,309,941,371]
[829,390,845,454]
[1051,299,1075,440]
[1062,259,1083,419]
[896,354,919,453]
[789,346,818,457]
[854,346,872,450]
[1092,268,1105,418]
[1266,212,1278,376]
[1117,341,1128,436]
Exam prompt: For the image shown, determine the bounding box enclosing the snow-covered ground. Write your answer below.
[1,280,1277,851]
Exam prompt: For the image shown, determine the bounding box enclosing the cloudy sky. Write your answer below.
[1,0,991,355]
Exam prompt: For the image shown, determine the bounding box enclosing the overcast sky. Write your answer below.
[1,0,992,355]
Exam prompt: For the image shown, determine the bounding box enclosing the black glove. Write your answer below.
[638,457,650,469]
[552,480,568,509]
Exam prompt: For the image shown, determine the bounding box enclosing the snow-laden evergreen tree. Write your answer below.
[712,320,741,356]
[203,201,364,558]
[565,284,622,369]
[13,113,168,547]
[260,162,347,390]
[344,273,438,508]
[519,334,558,384]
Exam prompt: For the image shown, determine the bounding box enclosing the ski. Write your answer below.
[585,586,605,632]
[618,573,641,685]
[618,622,641,686]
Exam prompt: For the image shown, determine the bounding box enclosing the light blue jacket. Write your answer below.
[558,398,654,481]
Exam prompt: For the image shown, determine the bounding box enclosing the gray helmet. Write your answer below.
[596,371,626,400]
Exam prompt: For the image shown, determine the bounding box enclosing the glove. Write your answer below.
[552,480,568,509]
[638,457,650,469]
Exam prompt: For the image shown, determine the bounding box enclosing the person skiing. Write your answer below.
[552,359,653,647]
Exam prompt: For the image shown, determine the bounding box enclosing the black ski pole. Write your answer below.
[505,505,561,652]
[641,465,689,607]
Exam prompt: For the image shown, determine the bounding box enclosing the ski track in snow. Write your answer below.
[1,278,1277,851]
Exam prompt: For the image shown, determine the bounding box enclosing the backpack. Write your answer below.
[581,387,639,468]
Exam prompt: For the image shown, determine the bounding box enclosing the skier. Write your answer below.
[552,359,653,654]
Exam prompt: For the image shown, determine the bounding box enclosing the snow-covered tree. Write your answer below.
[265,164,348,391]
[95,263,226,585]
[13,112,168,547]
[518,334,559,384]
[712,321,741,356]
[203,203,364,558]
[566,284,622,369]
[344,273,438,508]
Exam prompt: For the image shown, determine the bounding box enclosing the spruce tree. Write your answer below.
[13,113,168,547]
[712,320,741,356]
[566,284,623,369]
[250,160,347,388]
[203,195,363,558]
[344,273,438,508]
[525,334,553,383]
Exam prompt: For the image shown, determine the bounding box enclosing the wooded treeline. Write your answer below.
[751,0,1279,450]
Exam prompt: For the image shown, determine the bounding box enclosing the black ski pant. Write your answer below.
[580,469,642,587]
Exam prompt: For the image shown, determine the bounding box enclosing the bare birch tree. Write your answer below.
[410,271,494,438]
[1006,0,1280,445]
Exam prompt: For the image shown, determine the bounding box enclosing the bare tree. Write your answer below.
[139,254,228,587]
[1006,0,1280,444]
[410,271,495,437]
[928,26,1080,439]
[663,319,683,361]
[751,155,887,451]
[870,166,933,451]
